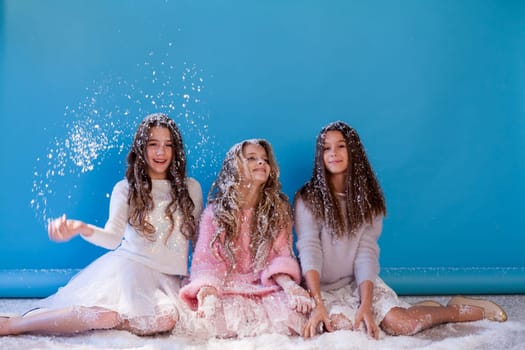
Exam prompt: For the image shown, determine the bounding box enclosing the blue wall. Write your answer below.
[1,0,524,297]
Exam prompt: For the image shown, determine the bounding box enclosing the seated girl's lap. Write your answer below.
[322,278,409,325]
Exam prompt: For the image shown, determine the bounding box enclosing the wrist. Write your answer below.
[275,274,295,289]
[82,223,94,237]
[359,301,372,310]
[312,294,324,307]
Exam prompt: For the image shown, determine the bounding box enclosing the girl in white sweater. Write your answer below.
[0,113,202,336]
[294,121,506,339]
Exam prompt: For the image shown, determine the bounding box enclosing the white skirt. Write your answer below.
[322,276,410,326]
[39,251,184,323]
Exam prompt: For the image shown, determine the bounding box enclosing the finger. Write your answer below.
[307,320,319,338]
[303,324,310,338]
[58,218,69,233]
[48,223,55,239]
[306,297,315,313]
[365,319,378,339]
[370,325,378,339]
[374,323,379,339]
[354,316,362,331]
[49,221,62,241]
[324,318,335,332]
[294,300,302,314]
[302,322,312,338]
[367,324,373,338]
[310,324,317,337]
[304,302,310,314]
[47,219,53,237]
[302,325,308,338]
[298,300,307,314]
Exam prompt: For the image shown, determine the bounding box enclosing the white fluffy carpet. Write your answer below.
[1,295,523,350]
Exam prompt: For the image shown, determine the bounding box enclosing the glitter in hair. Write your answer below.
[295,121,386,238]
[126,113,197,242]
[208,139,293,271]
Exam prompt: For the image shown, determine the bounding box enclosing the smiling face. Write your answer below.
[241,142,271,187]
[145,126,173,179]
[323,130,349,177]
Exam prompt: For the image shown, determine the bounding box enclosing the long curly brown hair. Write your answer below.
[295,121,386,238]
[125,113,196,242]
[208,139,293,270]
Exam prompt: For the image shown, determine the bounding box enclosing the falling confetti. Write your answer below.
[30,43,218,226]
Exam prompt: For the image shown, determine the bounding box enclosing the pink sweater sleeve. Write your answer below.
[260,225,301,286]
[179,206,226,310]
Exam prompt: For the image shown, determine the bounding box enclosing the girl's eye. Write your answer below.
[247,156,256,161]
[166,143,173,148]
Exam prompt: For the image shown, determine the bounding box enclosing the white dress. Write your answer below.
[39,178,203,331]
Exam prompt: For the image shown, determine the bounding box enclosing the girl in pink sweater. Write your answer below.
[179,139,312,338]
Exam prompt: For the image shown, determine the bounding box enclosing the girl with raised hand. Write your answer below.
[0,113,202,336]
[294,121,507,339]
[179,139,312,338]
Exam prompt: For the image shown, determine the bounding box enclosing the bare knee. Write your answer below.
[381,307,422,336]
[155,315,177,333]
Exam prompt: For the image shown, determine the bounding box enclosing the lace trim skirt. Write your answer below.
[322,276,410,325]
[176,291,307,338]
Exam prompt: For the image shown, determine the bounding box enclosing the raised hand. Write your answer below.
[47,214,89,242]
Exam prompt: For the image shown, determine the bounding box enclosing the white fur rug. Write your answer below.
[1,295,523,350]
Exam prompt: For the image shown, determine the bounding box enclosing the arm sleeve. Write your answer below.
[187,177,203,221]
[354,215,382,286]
[260,224,301,286]
[81,180,128,250]
[179,205,226,310]
[294,197,323,276]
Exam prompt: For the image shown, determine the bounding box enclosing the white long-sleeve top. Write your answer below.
[81,178,203,276]
[295,196,382,291]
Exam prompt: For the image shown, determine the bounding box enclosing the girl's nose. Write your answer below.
[156,146,165,155]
